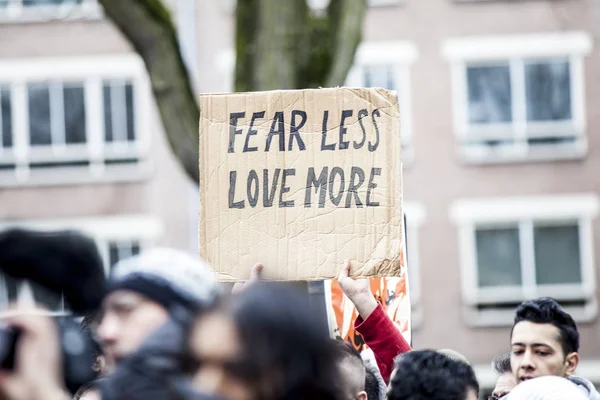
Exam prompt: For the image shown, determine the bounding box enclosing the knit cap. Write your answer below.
[107,248,220,310]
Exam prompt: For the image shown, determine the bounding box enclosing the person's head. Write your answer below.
[505,376,588,400]
[364,368,380,400]
[187,282,343,400]
[97,248,220,370]
[438,349,471,365]
[388,350,479,400]
[490,352,516,400]
[332,340,366,400]
[510,298,579,384]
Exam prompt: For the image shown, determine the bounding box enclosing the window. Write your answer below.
[0,85,11,150]
[345,41,418,164]
[451,194,599,326]
[0,0,101,22]
[443,32,592,164]
[0,54,152,186]
[108,240,141,270]
[0,215,162,311]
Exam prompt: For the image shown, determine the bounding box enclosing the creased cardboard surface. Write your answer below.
[199,87,403,282]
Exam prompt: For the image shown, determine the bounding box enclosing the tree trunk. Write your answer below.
[99,0,367,183]
[99,0,200,183]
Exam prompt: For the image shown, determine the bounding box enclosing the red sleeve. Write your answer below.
[355,304,412,383]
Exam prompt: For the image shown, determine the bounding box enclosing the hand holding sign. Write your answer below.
[231,264,263,294]
[337,261,378,320]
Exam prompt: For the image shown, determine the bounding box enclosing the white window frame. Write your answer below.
[451,194,599,326]
[0,214,163,312]
[345,40,418,165]
[443,32,593,164]
[0,0,102,23]
[403,201,426,328]
[0,54,153,187]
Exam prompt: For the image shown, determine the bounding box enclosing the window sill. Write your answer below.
[459,141,588,165]
[368,0,404,7]
[462,298,597,327]
[0,2,103,24]
[0,160,152,188]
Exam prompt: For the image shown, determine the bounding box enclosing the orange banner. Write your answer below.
[325,239,411,351]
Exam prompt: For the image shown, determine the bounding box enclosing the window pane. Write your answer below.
[476,227,522,287]
[534,224,581,285]
[103,83,114,142]
[63,85,86,144]
[1,86,12,149]
[364,66,396,91]
[125,84,135,141]
[467,65,512,124]
[525,60,571,122]
[28,83,52,146]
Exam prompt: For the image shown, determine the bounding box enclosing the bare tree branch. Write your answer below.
[98,0,200,183]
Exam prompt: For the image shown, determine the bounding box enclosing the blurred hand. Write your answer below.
[337,261,377,320]
[232,264,263,294]
[0,307,69,400]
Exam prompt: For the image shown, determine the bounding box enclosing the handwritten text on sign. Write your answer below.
[227,109,383,209]
[199,88,403,281]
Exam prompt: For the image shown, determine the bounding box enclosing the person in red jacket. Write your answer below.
[337,261,412,383]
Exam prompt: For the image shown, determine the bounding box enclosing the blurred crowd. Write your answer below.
[0,229,598,400]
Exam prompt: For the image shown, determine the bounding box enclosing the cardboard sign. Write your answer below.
[199,88,403,281]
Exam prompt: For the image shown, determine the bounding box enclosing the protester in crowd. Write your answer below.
[510,297,600,399]
[186,282,344,400]
[506,376,588,400]
[337,261,411,383]
[387,349,479,400]
[490,352,516,400]
[332,340,367,400]
[97,248,220,373]
[364,368,381,400]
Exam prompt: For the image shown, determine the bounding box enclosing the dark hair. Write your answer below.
[364,368,380,400]
[388,350,479,400]
[491,352,512,375]
[512,297,579,355]
[233,282,344,400]
[332,340,365,397]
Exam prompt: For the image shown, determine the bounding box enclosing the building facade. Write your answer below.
[1,0,599,397]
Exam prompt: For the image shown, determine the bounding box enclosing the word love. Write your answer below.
[229,166,382,209]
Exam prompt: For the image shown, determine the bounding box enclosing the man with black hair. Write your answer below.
[387,350,479,400]
[510,297,600,399]
[332,340,367,400]
[490,352,515,400]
